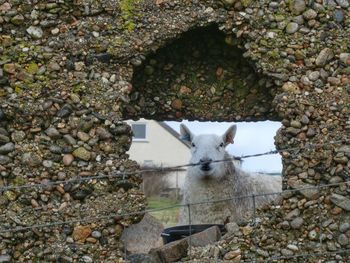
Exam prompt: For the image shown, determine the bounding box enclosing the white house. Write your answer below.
[126,119,191,190]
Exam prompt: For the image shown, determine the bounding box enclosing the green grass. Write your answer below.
[147,197,180,227]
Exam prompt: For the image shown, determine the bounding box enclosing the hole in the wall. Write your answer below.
[125,118,282,227]
[124,24,279,122]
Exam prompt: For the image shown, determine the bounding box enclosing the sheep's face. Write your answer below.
[180,124,237,180]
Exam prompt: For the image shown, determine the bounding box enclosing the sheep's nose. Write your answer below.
[200,158,212,163]
[200,158,212,171]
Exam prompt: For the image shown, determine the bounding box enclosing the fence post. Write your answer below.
[252,194,257,263]
[187,203,192,260]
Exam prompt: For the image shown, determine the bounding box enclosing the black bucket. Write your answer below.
[161,224,226,244]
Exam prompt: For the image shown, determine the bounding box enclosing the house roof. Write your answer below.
[157,122,190,149]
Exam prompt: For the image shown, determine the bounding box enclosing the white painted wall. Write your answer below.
[125,119,191,189]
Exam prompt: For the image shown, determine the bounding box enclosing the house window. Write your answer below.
[132,123,146,140]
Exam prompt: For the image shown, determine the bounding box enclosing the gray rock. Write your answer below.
[22,152,42,167]
[339,53,350,65]
[81,256,93,263]
[0,142,15,154]
[72,147,91,161]
[0,134,10,145]
[289,0,306,15]
[0,155,11,165]
[26,26,43,39]
[315,48,334,67]
[286,22,299,34]
[127,254,161,263]
[121,213,164,254]
[63,134,77,145]
[42,160,53,168]
[339,222,350,232]
[338,234,348,246]
[290,217,304,229]
[150,238,188,263]
[334,9,345,23]
[303,9,317,20]
[92,230,102,239]
[0,255,11,263]
[330,193,350,211]
[308,71,320,81]
[335,0,349,8]
[45,127,61,139]
[11,131,26,142]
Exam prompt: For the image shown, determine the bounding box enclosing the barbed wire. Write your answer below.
[0,139,346,192]
[1,178,349,234]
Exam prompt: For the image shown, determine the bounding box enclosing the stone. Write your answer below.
[81,256,93,263]
[282,82,300,93]
[126,254,161,263]
[224,249,241,260]
[338,234,348,246]
[330,194,350,211]
[0,143,15,154]
[171,99,182,110]
[290,217,304,229]
[0,255,11,263]
[91,231,102,239]
[150,238,188,263]
[0,155,11,165]
[302,9,317,20]
[334,9,345,23]
[45,127,61,139]
[96,127,112,140]
[286,22,299,34]
[121,214,164,254]
[339,222,350,232]
[335,0,349,8]
[22,152,42,167]
[63,154,74,166]
[77,131,90,142]
[11,14,24,25]
[190,226,221,247]
[289,0,306,15]
[316,48,334,67]
[63,134,77,145]
[72,147,91,161]
[26,26,44,39]
[72,226,92,242]
[339,53,350,65]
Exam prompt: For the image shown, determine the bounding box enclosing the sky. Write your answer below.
[166,120,282,173]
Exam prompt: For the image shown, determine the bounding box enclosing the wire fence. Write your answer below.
[0,139,349,262]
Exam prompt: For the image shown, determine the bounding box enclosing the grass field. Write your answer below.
[147,197,180,227]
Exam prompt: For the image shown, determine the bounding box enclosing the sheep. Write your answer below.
[178,124,282,225]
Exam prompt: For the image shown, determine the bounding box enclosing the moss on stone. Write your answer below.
[120,0,141,32]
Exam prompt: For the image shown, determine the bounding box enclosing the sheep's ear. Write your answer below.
[222,125,237,145]
[180,124,193,142]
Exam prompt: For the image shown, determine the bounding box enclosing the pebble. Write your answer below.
[82,256,93,263]
[286,22,299,34]
[289,0,306,15]
[339,222,350,232]
[45,127,61,139]
[335,0,349,8]
[338,234,348,246]
[92,230,102,239]
[330,194,350,211]
[26,26,43,39]
[0,143,15,154]
[303,9,317,20]
[315,48,334,67]
[0,255,11,263]
[290,217,304,229]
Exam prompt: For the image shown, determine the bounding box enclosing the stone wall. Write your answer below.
[0,0,350,262]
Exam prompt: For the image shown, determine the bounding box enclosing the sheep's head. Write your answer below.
[180,124,237,180]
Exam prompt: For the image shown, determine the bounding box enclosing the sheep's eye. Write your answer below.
[219,142,224,147]
[191,142,195,147]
